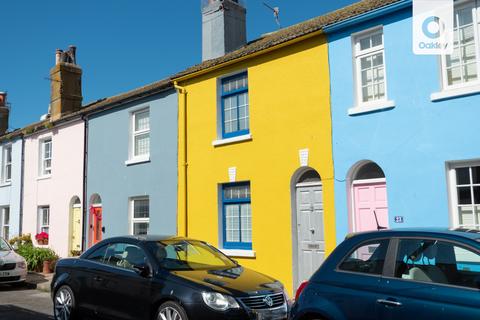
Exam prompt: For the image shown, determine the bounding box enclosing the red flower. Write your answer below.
[35,232,49,241]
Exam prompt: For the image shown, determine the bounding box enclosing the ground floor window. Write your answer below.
[222,182,252,250]
[0,207,10,240]
[38,206,50,234]
[131,197,149,236]
[448,163,480,229]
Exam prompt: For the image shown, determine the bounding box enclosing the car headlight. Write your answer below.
[201,292,240,311]
[16,261,26,269]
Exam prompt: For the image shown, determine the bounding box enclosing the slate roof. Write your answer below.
[173,0,404,79]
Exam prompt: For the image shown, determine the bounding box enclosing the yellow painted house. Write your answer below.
[172,0,372,294]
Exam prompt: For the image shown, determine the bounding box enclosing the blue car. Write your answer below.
[290,229,480,320]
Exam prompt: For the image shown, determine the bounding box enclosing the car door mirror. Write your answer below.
[133,264,151,278]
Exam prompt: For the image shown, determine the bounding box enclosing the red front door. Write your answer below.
[90,206,102,247]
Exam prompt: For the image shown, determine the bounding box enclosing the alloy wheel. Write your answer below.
[158,306,183,320]
[54,287,73,320]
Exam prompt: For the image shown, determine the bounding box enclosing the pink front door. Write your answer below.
[353,181,389,232]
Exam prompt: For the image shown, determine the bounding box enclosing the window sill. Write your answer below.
[348,100,395,115]
[220,249,256,258]
[37,175,51,181]
[431,84,480,101]
[125,156,150,166]
[212,134,252,147]
[0,182,11,188]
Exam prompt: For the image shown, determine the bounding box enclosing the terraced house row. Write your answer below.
[1,0,480,294]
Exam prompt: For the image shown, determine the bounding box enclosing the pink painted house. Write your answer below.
[22,47,85,257]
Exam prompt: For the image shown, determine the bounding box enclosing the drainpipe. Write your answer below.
[174,81,188,237]
[81,115,88,251]
[18,136,25,236]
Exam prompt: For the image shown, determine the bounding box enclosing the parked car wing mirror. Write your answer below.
[133,264,151,278]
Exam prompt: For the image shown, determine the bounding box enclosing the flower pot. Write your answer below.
[38,239,48,245]
[43,260,52,274]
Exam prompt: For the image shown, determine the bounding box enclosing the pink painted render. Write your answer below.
[22,119,84,257]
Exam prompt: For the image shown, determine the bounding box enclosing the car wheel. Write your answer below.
[156,301,189,320]
[53,285,77,320]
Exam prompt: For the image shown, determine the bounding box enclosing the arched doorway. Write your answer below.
[291,167,325,290]
[89,194,103,247]
[69,196,82,255]
[349,161,389,232]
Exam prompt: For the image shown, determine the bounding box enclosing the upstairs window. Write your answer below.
[40,138,52,176]
[131,197,149,236]
[221,72,249,139]
[0,207,10,240]
[131,109,150,160]
[2,145,11,183]
[353,28,388,107]
[442,1,479,88]
[222,182,252,250]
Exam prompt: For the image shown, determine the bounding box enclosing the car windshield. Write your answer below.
[147,240,237,271]
[0,238,11,251]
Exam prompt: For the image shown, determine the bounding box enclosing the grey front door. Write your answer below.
[296,183,325,287]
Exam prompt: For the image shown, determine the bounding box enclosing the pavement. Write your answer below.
[0,272,54,320]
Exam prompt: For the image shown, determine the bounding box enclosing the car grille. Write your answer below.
[0,263,16,271]
[0,276,20,282]
[239,293,285,310]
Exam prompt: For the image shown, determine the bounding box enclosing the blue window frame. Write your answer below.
[221,72,249,139]
[222,182,252,250]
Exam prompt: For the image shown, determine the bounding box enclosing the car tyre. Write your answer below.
[156,301,189,320]
[53,285,77,320]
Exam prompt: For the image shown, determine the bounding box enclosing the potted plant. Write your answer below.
[35,232,49,245]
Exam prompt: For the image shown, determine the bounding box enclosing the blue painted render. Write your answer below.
[328,6,480,244]
[0,137,23,240]
[86,89,177,241]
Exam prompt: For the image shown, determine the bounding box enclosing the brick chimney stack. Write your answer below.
[0,92,10,135]
[50,45,82,121]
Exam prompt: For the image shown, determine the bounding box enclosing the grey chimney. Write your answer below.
[0,92,9,135]
[202,0,247,61]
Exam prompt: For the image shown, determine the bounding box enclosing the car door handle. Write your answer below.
[377,299,402,307]
[93,276,103,282]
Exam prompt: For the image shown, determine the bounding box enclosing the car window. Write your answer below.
[395,239,480,289]
[0,238,11,251]
[86,245,108,262]
[338,239,389,275]
[103,243,148,271]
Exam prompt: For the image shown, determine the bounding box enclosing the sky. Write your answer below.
[0,0,357,129]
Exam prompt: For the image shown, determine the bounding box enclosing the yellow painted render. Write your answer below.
[176,35,335,295]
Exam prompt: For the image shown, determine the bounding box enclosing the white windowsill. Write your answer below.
[348,100,395,115]
[37,175,52,181]
[212,134,252,147]
[125,156,150,166]
[220,249,256,258]
[431,84,480,101]
[0,182,11,188]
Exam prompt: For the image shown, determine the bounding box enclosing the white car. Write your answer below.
[0,237,27,284]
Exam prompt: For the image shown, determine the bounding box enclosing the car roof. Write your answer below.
[103,235,201,243]
[348,228,480,241]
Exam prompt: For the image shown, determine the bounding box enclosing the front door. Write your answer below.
[70,205,82,254]
[296,183,325,287]
[90,206,103,247]
[353,180,389,232]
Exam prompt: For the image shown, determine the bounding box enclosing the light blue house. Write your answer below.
[0,135,23,241]
[327,0,480,243]
[85,80,177,247]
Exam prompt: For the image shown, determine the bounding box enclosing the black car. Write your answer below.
[51,236,288,320]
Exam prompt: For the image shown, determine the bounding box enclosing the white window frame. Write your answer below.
[2,144,12,184]
[127,108,150,165]
[0,207,10,240]
[39,138,52,177]
[38,206,50,234]
[350,26,395,115]
[130,197,150,236]
[447,160,480,229]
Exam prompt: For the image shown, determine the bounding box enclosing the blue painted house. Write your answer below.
[85,80,177,247]
[327,0,480,243]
